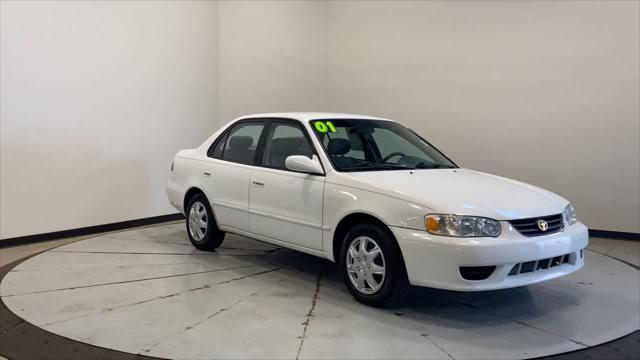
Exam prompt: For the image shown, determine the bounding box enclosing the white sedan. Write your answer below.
[167,112,588,307]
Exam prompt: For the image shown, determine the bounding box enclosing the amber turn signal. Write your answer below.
[425,216,440,232]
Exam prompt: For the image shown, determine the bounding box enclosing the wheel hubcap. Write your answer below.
[188,201,208,241]
[346,236,386,294]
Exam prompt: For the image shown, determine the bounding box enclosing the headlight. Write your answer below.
[564,204,577,225]
[425,214,501,237]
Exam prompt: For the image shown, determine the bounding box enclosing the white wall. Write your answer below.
[1,1,219,238]
[1,0,329,239]
[2,0,638,238]
[218,0,327,121]
[326,0,640,233]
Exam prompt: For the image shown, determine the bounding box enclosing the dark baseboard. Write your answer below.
[589,229,639,241]
[1,215,637,248]
[0,213,184,248]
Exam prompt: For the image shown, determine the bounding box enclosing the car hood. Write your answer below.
[340,168,568,220]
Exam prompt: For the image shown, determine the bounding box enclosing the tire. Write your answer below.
[185,193,224,251]
[340,223,409,307]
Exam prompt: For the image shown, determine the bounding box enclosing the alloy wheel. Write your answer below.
[346,236,386,294]
[188,201,208,241]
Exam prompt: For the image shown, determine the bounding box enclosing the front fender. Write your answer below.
[322,181,430,261]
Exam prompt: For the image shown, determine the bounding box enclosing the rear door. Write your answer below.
[201,121,266,231]
[248,120,325,251]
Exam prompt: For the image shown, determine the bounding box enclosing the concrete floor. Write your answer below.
[0,225,141,267]
[0,222,638,359]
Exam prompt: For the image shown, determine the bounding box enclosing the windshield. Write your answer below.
[309,119,456,172]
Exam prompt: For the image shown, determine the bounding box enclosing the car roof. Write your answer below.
[235,112,394,123]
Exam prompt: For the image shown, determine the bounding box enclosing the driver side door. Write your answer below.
[248,120,325,251]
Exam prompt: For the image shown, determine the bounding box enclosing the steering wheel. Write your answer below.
[381,152,406,163]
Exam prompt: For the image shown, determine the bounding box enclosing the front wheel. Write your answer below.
[340,223,409,307]
[186,194,224,251]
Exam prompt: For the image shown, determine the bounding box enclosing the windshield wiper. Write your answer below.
[414,162,454,169]
[340,162,410,171]
[340,160,455,171]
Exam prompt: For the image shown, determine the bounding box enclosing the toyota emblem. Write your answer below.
[537,219,549,231]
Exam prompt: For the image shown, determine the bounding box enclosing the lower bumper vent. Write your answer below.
[509,254,571,276]
[460,266,496,281]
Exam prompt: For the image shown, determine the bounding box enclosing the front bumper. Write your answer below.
[391,222,589,291]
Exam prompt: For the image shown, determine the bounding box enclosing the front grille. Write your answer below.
[508,253,571,276]
[509,214,564,237]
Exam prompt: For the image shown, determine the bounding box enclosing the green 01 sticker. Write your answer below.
[314,121,337,133]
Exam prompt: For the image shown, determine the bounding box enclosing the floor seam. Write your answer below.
[393,312,456,360]
[49,250,266,257]
[100,237,276,252]
[295,272,322,360]
[9,262,220,272]
[1,319,26,334]
[216,266,284,285]
[511,318,589,347]
[141,297,250,355]
[584,248,640,270]
[2,264,267,297]
[38,267,281,328]
[457,301,590,348]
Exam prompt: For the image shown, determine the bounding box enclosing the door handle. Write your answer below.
[252,181,264,187]
[202,171,211,176]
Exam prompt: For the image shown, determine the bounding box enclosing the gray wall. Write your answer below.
[218,0,328,121]
[326,0,640,233]
[0,0,329,239]
[1,1,220,238]
[2,0,638,239]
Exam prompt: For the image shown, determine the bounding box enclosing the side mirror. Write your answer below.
[285,155,324,175]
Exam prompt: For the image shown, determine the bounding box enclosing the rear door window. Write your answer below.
[221,122,265,165]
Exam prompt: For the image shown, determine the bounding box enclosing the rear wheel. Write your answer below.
[186,194,224,251]
[340,223,408,307]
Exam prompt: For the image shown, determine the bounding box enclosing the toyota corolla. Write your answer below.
[167,113,588,307]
